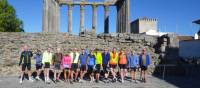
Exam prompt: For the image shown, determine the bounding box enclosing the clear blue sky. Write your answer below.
[8,0,200,36]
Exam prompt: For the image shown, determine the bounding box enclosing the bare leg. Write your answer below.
[144,71,146,83]
[141,70,145,82]
[91,72,94,81]
[28,70,32,81]
[68,70,71,80]
[80,71,83,80]
[75,69,79,81]
[36,69,41,78]
[71,71,74,81]
[124,69,128,77]
[44,69,47,82]
[96,73,100,82]
[81,71,86,80]
[19,65,22,78]
[54,70,57,80]
[46,68,49,82]
[140,69,142,80]
[111,68,116,79]
[120,69,124,82]
[89,73,92,81]
[131,71,134,80]
[57,71,61,80]
[20,71,24,83]
[64,70,67,82]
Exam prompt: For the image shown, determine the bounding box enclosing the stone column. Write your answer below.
[52,1,57,33]
[92,4,97,33]
[80,5,85,33]
[119,3,122,33]
[42,0,48,32]
[126,0,130,33]
[48,0,53,33]
[55,1,60,33]
[68,4,73,33]
[116,1,123,33]
[116,0,130,33]
[104,5,109,34]
[122,1,125,33]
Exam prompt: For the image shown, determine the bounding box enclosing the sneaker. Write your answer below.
[29,78,34,82]
[56,79,60,82]
[19,79,22,84]
[46,80,50,84]
[79,79,83,83]
[73,79,77,82]
[113,78,117,82]
[53,78,57,82]
[105,79,109,83]
[90,80,93,83]
[121,79,124,83]
[35,76,41,81]
[144,79,146,83]
[70,81,73,84]
[96,80,99,83]
[135,80,138,83]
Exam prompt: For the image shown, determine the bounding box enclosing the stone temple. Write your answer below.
[1,0,192,79]
[42,0,130,34]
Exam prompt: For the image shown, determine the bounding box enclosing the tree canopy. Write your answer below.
[0,0,24,32]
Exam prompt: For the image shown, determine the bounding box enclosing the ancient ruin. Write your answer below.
[42,0,130,34]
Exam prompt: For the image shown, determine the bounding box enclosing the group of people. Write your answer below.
[18,45,151,84]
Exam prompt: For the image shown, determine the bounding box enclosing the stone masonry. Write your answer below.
[0,33,158,76]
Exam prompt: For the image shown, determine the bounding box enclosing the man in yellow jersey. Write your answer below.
[94,48,103,83]
[109,47,118,82]
[42,47,53,83]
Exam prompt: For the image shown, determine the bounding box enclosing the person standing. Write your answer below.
[52,48,63,82]
[118,49,128,83]
[86,49,96,83]
[109,47,119,82]
[62,53,73,84]
[94,49,103,83]
[18,47,24,79]
[34,49,42,81]
[79,48,88,82]
[42,47,53,83]
[127,50,139,83]
[19,45,33,84]
[102,48,110,83]
[139,48,150,83]
[70,48,80,82]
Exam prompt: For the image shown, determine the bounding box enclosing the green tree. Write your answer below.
[0,0,24,32]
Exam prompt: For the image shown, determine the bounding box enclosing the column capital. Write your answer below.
[104,4,109,11]
[67,0,73,6]
[104,2,110,6]
[80,4,85,10]
[80,1,85,6]
[68,4,73,10]
[92,3,98,8]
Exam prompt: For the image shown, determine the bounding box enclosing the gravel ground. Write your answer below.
[0,75,194,88]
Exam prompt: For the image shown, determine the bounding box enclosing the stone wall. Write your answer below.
[0,32,159,76]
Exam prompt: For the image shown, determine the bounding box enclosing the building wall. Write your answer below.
[0,33,159,76]
[131,18,158,33]
[131,20,139,33]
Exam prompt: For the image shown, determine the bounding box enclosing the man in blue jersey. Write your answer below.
[102,48,110,83]
[78,48,88,82]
